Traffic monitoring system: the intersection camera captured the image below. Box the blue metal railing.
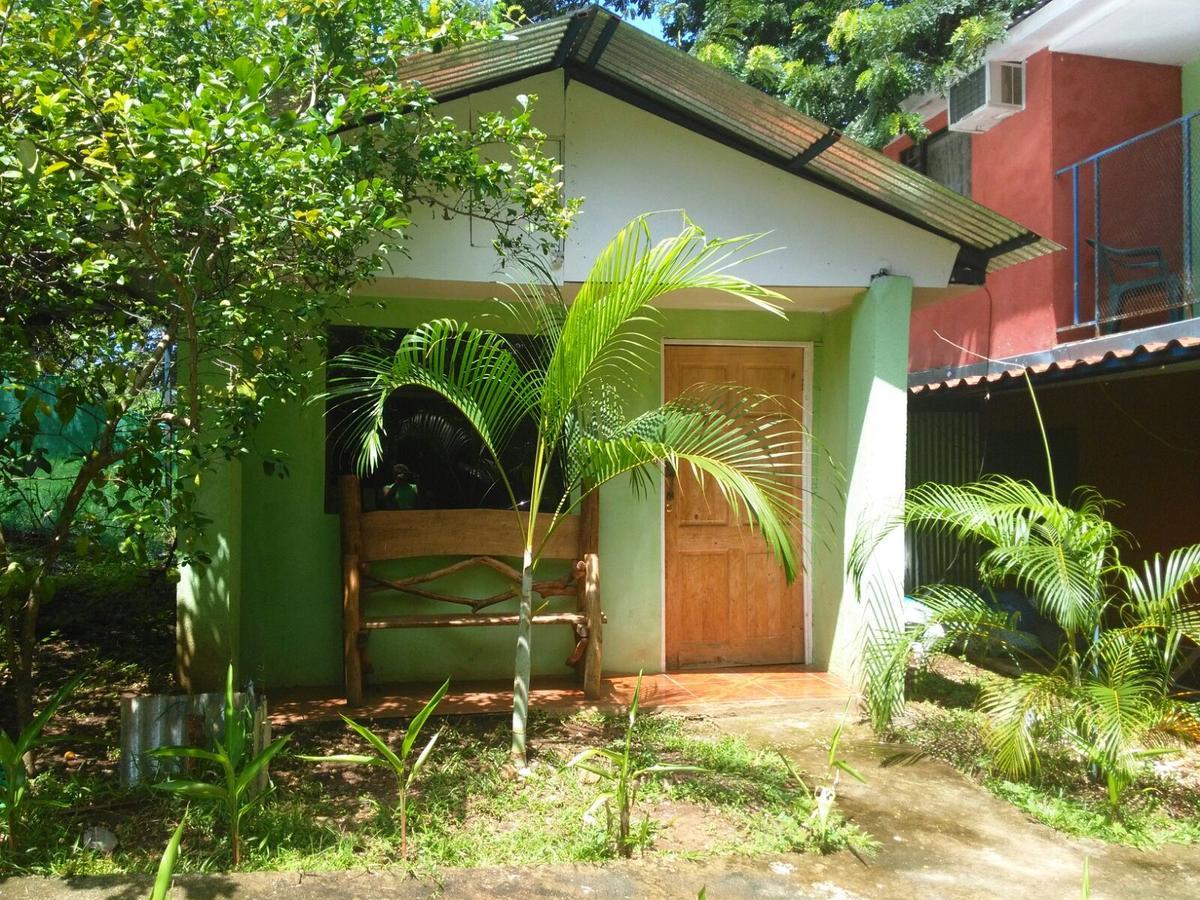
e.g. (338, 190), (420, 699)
(1056, 110), (1200, 334)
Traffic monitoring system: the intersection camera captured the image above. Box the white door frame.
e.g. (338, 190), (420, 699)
(659, 339), (816, 669)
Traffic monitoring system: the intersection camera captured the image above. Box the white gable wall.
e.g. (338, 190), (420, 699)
(379, 73), (960, 306)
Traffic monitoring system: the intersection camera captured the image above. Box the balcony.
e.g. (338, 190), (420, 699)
(1057, 110), (1200, 335)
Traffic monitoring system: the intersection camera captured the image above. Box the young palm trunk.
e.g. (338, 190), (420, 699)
(399, 786), (408, 858)
(511, 548), (534, 765)
(231, 808), (241, 868)
(618, 796), (632, 858)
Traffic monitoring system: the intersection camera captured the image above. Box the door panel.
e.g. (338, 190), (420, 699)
(664, 344), (805, 669)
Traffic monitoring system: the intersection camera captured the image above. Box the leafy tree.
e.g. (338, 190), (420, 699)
(0, 0), (576, 739)
(655, 0), (1036, 147)
(332, 214), (805, 766)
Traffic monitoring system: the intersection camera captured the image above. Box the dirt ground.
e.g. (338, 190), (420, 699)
(5, 696), (1199, 899)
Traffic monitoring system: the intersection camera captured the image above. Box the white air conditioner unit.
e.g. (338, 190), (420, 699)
(947, 61), (1025, 133)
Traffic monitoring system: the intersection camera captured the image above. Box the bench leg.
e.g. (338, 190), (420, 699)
(581, 553), (602, 699)
(344, 554), (363, 707)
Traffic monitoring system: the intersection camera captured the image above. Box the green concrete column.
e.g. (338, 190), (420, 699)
(814, 275), (912, 680)
(176, 456), (243, 692)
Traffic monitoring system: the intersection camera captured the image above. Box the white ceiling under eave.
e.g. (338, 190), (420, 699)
(992, 0), (1200, 67)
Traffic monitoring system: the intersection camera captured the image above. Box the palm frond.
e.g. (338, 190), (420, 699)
(978, 541), (1102, 635)
(1147, 700), (1200, 745)
(1124, 544), (1200, 642)
(541, 213), (788, 442)
(909, 583), (1042, 661)
(980, 672), (1070, 778)
(1078, 664), (1164, 780)
(568, 383), (804, 580)
(860, 623), (920, 731)
(324, 320), (538, 499)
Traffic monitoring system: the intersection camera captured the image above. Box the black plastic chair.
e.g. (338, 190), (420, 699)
(1086, 239), (1186, 333)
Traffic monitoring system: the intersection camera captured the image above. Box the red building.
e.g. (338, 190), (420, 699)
(888, 0), (1200, 576)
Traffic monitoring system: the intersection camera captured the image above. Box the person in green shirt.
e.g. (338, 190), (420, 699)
(382, 462), (419, 509)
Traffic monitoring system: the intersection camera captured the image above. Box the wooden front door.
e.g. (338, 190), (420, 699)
(664, 344), (806, 669)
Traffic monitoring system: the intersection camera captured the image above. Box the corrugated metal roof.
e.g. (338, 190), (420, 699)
(910, 335), (1200, 394)
(394, 7), (1059, 285)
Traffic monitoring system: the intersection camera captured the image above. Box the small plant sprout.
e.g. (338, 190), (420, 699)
(779, 699), (866, 852)
(301, 678), (449, 858)
(565, 672), (704, 858)
(0, 672), (83, 855)
(149, 811), (187, 900)
(149, 665), (290, 867)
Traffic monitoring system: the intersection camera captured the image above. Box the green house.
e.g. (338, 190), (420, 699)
(176, 8), (1054, 698)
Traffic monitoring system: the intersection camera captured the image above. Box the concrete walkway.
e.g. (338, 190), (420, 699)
(5, 697), (1197, 899)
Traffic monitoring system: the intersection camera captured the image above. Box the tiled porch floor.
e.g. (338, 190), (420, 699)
(269, 665), (850, 725)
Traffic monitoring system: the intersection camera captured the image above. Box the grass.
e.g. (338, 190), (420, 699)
(890, 654), (1200, 850)
(2, 702), (874, 876)
(1, 550), (865, 877)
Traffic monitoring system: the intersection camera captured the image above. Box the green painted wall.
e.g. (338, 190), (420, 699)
(181, 281), (914, 690)
(177, 454), (242, 691)
(820, 276), (912, 679)
(1184, 57), (1200, 114)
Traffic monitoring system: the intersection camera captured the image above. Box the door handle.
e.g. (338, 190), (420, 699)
(664, 463), (675, 513)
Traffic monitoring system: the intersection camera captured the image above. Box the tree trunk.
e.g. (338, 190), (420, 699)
(5, 334), (169, 758)
(10, 454), (104, 772)
(510, 548), (534, 766)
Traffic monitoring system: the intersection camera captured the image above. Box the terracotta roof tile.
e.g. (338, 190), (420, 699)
(910, 336), (1200, 394)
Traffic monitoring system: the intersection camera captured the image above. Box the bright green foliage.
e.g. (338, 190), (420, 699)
(0, 0), (575, 735)
(862, 474), (1200, 808)
(565, 673), (704, 857)
(330, 213), (806, 766)
(300, 677), (449, 858)
(664, 1), (1037, 147)
(149, 812), (186, 900)
(0, 673), (82, 854)
(149, 666), (290, 867)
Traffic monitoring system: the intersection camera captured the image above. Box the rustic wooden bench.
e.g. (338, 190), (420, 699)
(339, 474), (602, 706)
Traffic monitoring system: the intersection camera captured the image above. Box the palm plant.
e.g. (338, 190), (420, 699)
(862, 473), (1200, 806)
(300, 678), (448, 858)
(565, 672), (704, 857)
(0, 672), (82, 854)
(149, 666), (290, 867)
(331, 214), (805, 766)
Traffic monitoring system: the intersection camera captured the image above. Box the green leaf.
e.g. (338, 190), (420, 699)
(151, 781), (227, 802)
(223, 664), (246, 767)
(235, 735), (291, 795)
(296, 753), (384, 766)
(341, 716), (403, 774)
(0, 730), (20, 769)
(17, 673), (84, 755)
(832, 759), (866, 784)
(401, 678), (449, 761)
(151, 813), (187, 900)
(148, 746), (225, 765)
(565, 747), (622, 770)
(406, 728), (442, 784)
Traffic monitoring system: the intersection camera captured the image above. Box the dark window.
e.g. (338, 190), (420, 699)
(901, 128), (972, 198)
(323, 326), (561, 513)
